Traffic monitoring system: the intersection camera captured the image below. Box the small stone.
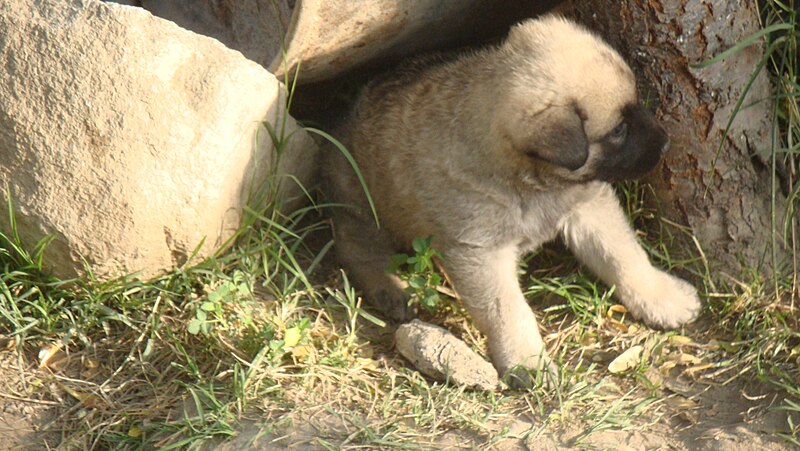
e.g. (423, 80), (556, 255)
(395, 319), (499, 391)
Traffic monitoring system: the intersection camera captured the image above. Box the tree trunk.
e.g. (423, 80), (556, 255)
(570, 0), (791, 274)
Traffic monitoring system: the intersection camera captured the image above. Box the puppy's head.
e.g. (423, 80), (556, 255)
(492, 16), (668, 183)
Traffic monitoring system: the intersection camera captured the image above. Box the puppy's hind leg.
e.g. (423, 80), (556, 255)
(561, 183), (701, 329)
(331, 210), (413, 322)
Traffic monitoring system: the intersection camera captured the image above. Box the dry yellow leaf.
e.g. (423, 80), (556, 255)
(290, 344), (314, 360)
(668, 335), (693, 346)
(356, 357), (379, 371)
(607, 304), (628, 315)
(705, 340), (722, 350)
(284, 327), (302, 348)
(0, 335), (14, 351)
(608, 345), (643, 374)
(60, 384), (105, 409)
(685, 363), (714, 374)
(669, 353), (701, 365)
(608, 319), (628, 333)
(38, 343), (65, 369)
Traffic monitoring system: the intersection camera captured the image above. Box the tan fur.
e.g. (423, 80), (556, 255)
(323, 15), (701, 383)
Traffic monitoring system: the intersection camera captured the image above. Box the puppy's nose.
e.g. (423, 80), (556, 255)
(660, 137), (670, 154)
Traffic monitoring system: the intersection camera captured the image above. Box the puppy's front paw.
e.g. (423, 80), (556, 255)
(622, 272), (701, 329)
(502, 358), (559, 389)
(494, 345), (557, 389)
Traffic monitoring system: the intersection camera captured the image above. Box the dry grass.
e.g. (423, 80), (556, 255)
(2, 2), (800, 448)
(0, 188), (798, 449)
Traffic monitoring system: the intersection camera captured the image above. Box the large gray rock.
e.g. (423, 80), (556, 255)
(139, 0), (561, 84)
(270, 0), (561, 83)
(139, 0), (293, 80)
(0, 0), (317, 280)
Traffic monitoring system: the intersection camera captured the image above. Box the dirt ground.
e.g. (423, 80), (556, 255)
(203, 382), (793, 450)
(0, 353), (61, 450)
(2, 347), (794, 451)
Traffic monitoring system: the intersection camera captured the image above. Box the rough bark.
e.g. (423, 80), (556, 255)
(571, 0), (788, 274)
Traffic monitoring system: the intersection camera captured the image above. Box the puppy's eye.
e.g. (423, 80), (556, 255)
(609, 122), (628, 141)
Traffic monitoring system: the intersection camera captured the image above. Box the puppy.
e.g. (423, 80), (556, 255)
(323, 15), (701, 382)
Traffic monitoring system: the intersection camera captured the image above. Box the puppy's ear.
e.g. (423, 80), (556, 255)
(527, 105), (588, 171)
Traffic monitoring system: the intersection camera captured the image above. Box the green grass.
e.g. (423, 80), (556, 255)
(1, 2), (799, 449)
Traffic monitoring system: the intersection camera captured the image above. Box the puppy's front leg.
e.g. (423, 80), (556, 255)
(561, 183), (701, 329)
(443, 244), (553, 382)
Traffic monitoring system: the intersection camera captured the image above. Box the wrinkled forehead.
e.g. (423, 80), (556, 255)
(507, 17), (640, 133)
(536, 22), (638, 131)
(574, 52), (637, 134)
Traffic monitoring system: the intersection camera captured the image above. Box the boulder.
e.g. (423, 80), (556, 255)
(138, 0), (561, 84)
(139, 0), (293, 80)
(0, 0), (317, 280)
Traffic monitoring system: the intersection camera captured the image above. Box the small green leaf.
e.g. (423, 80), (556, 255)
(391, 254), (409, 265)
(421, 291), (439, 310)
(200, 301), (216, 312)
(296, 318), (311, 330)
(269, 340), (285, 353)
(412, 237), (428, 253)
(187, 319), (202, 335)
(142, 339), (153, 359)
(408, 275), (426, 289)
